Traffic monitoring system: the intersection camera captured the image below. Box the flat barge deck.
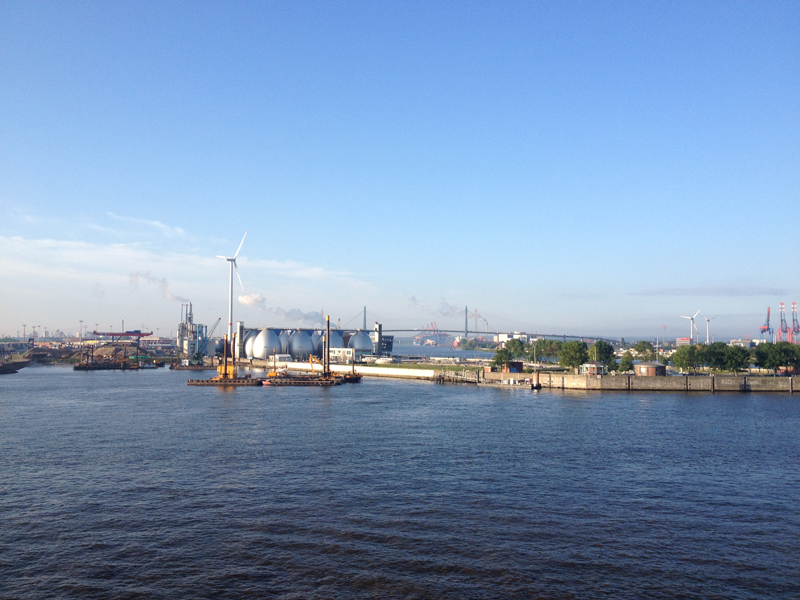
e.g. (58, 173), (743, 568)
(187, 377), (262, 386)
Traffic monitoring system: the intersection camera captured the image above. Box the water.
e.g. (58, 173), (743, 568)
(392, 343), (492, 359)
(1, 365), (799, 599)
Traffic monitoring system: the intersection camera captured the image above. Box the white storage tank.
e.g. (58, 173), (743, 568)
(244, 330), (258, 359)
(311, 331), (322, 357)
(253, 329), (282, 360)
(348, 330), (373, 352)
(279, 330), (291, 354)
(328, 330), (344, 349)
(288, 330), (315, 360)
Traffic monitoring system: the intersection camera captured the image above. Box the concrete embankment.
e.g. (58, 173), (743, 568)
(245, 359), (798, 391)
(249, 360), (435, 380)
(487, 371), (798, 393)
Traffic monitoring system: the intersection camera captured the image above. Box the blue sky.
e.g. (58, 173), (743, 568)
(1, 1), (798, 340)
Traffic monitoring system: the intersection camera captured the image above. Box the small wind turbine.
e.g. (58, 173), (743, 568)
(679, 309), (701, 344)
(216, 231), (247, 342)
(704, 316), (717, 345)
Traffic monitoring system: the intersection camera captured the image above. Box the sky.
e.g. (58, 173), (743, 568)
(1, 1), (798, 341)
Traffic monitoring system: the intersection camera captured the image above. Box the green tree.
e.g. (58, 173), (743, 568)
(769, 342), (800, 373)
(559, 341), (589, 372)
(590, 340), (616, 371)
(619, 351), (635, 373)
(724, 345), (751, 375)
(672, 345), (702, 374)
(634, 341), (655, 361)
(752, 342), (800, 373)
(531, 339), (562, 363)
(752, 343), (772, 371)
(504, 338), (526, 358)
(704, 342), (728, 371)
(491, 348), (514, 368)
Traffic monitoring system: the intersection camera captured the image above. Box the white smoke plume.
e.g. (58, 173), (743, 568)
(238, 293), (266, 308)
(435, 302), (462, 317)
(129, 271), (187, 302)
(266, 307), (324, 325)
(237, 294), (323, 325)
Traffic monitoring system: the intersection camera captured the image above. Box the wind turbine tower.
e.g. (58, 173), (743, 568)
(704, 316), (716, 345)
(679, 309), (701, 344)
(216, 231), (247, 342)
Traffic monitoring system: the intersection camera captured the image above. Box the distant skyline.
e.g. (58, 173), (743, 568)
(1, 1), (798, 340)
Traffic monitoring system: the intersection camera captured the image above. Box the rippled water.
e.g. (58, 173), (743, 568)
(1, 365), (799, 599)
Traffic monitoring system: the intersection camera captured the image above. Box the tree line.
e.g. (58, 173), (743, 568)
(490, 338), (800, 375)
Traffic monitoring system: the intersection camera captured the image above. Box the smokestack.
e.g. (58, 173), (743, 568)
(465, 306), (468, 339)
(363, 306), (366, 330)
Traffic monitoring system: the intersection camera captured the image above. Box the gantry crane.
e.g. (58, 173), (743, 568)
(778, 303), (790, 342)
(760, 306), (773, 342)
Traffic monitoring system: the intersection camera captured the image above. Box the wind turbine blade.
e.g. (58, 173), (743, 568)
(679, 316), (690, 319)
(234, 260), (244, 293)
(215, 255), (228, 259)
(233, 230), (248, 259)
(693, 309), (701, 318)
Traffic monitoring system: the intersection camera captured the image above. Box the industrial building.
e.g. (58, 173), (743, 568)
(231, 320), (393, 363)
(176, 303), (211, 357)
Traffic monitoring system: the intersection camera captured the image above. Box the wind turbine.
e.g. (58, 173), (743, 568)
(216, 231), (247, 342)
(679, 309), (701, 344)
(704, 316), (717, 345)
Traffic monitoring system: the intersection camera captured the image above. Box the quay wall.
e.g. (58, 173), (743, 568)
(534, 373), (796, 393)
(249, 359), (435, 380)
(245, 359), (796, 390)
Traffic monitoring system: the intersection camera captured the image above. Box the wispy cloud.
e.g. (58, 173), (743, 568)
(631, 286), (787, 297)
(107, 212), (186, 237)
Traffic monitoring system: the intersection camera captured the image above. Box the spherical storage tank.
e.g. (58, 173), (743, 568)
(252, 329), (281, 360)
(279, 330), (291, 354)
(328, 330), (344, 349)
(311, 331), (322, 357)
(348, 330), (373, 352)
(288, 330), (315, 360)
(244, 330), (259, 359)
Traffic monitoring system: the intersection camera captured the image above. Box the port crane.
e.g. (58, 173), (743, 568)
(778, 303), (791, 342)
(760, 307), (773, 342)
(792, 303), (799, 344)
(413, 322), (451, 345)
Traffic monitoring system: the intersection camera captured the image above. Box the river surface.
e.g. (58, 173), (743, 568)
(1, 365), (798, 599)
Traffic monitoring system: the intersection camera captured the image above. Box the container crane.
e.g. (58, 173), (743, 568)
(760, 307), (773, 342)
(792, 302), (799, 344)
(778, 303), (790, 342)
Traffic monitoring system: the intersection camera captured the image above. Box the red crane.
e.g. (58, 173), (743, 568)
(760, 307), (773, 342)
